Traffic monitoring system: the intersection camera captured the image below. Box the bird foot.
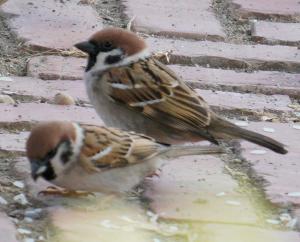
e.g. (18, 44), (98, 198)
(146, 168), (162, 178)
(38, 186), (94, 197)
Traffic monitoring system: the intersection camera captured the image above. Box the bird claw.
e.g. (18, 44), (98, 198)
(146, 168), (162, 178)
(38, 186), (94, 197)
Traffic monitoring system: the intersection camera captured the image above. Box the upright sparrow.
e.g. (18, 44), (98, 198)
(75, 27), (287, 154)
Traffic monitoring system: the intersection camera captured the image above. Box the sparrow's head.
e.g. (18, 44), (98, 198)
(26, 121), (82, 182)
(75, 27), (149, 72)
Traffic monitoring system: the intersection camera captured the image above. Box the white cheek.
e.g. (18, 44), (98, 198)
(87, 48), (151, 75)
(50, 146), (67, 176)
(91, 49), (123, 73)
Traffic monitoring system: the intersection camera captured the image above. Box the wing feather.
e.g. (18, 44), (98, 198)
(102, 58), (211, 132)
(79, 125), (162, 172)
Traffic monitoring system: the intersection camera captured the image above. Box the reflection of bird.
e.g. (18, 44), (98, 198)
(75, 27), (287, 154)
(26, 121), (223, 194)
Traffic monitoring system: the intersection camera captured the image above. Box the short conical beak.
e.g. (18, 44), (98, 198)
(74, 41), (95, 54)
(30, 161), (46, 181)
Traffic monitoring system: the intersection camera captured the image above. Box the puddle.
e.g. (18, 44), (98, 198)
(39, 156), (297, 242)
(48, 193), (297, 242)
(49, 195), (188, 242)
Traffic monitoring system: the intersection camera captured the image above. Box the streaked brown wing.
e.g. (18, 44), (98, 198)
(79, 125), (162, 171)
(102, 58), (211, 133)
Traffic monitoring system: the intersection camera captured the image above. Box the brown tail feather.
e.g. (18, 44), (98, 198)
(210, 117), (288, 154)
(159, 145), (224, 159)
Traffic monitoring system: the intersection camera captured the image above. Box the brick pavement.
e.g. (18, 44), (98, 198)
(0, 76), (292, 115)
(0, 0), (300, 241)
(27, 56), (300, 97)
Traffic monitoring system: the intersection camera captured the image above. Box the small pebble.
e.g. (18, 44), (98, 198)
(292, 125), (300, 130)
(53, 92), (75, 105)
(11, 218), (19, 224)
(166, 225), (178, 232)
(0, 196), (8, 205)
(250, 149), (267, 155)
(225, 200), (241, 206)
(24, 238), (35, 242)
(0, 76), (13, 82)
(234, 121), (249, 127)
(266, 219), (280, 225)
(2, 90), (15, 95)
(0, 95), (15, 104)
(38, 236), (45, 241)
(263, 127), (275, 133)
(279, 213), (292, 222)
(120, 215), (135, 223)
(24, 217), (33, 223)
(215, 192), (226, 197)
(287, 192), (300, 197)
(25, 208), (43, 219)
(286, 218), (298, 229)
(13, 180), (25, 189)
(13, 193), (29, 205)
(100, 220), (119, 229)
(17, 228), (32, 235)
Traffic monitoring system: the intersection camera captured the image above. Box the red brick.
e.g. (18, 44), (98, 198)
(0, 103), (101, 126)
(0, 213), (18, 242)
(147, 37), (300, 73)
(0, 76), (88, 102)
(27, 56), (85, 80)
(1, 76), (292, 115)
(196, 89), (292, 114)
(1, 0), (102, 50)
(252, 21), (300, 45)
(145, 155), (258, 224)
(230, 0), (300, 20)
(123, 0), (225, 41)
(25, 55), (300, 98)
(170, 65), (300, 98)
(240, 122), (300, 206)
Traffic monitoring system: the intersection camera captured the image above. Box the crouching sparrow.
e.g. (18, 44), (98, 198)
(75, 27), (287, 154)
(26, 121), (223, 194)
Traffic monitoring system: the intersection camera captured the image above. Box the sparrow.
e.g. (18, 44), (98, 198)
(26, 121), (223, 194)
(74, 27), (288, 155)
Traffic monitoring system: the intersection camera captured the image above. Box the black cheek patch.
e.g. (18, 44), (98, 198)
(105, 55), (123, 65)
(42, 163), (56, 181)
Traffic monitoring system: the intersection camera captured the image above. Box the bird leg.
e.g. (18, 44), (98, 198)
(38, 186), (94, 197)
(146, 168), (162, 178)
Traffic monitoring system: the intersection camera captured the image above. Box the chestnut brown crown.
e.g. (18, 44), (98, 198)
(74, 28), (148, 71)
(89, 27), (147, 56)
(26, 121), (76, 161)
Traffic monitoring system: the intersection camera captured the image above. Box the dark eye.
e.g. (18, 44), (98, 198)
(101, 41), (114, 51)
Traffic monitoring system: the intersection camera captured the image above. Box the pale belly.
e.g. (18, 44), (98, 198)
(51, 159), (160, 193)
